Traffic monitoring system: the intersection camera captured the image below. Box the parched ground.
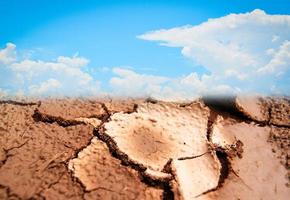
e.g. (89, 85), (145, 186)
(0, 96), (289, 200)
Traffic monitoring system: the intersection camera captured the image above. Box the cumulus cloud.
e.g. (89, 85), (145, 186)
(110, 67), (169, 97)
(0, 43), (16, 65)
(110, 68), (238, 101)
(139, 9), (290, 94)
(0, 88), (7, 98)
(258, 40), (290, 75)
(29, 79), (62, 96)
(1, 9), (289, 99)
(0, 43), (101, 97)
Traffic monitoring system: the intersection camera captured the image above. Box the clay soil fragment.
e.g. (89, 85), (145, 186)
(102, 101), (210, 178)
(0, 97), (289, 200)
(38, 98), (106, 120)
(0, 103), (93, 199)
(69, 138), (163, 199)
(269, 97), (290, 126)
(103, 98), (141, 114)
(268, 126), (290, 175)
(235, 96), (290, 126)
(171, 153), (221, 200)
(235, 95), (270, 122)
(203, 117), (289, 200)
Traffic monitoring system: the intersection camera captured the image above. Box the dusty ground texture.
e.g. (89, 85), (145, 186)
(0, 96), (289, 200)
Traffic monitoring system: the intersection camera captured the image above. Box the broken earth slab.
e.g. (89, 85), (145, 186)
(68, 138), (163, 199)
(269, 97), (290, 126)
(268, 126), (290, 176)
(103, 98), (142, 114)
(235, 95), (270, 122)
(235, 96), (290, 126)
(142, 168), (173, 182)
(210, 116), (244, 158)
(201, 117), (289, 200)
(38, 98), (106, 120)
(210, 116), (237, 148)
(171, 153), (221, 200)
(0, 104), (94, 199)
(101, 101), (210, 180)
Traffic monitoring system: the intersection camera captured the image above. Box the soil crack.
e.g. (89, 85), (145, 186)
(0, 100), (41, 106)
(177, 152), (209, 161)
(32, 108), (86, 127)
(1, 140), (29, 169)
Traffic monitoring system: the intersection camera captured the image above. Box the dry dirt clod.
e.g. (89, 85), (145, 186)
(0, 99), (40, 106)
(268, 126), (290, 172)
(235, 95), (270, 123)
(68, 137), (163, 199)
(101, 101), (210, 179)
(201, 117), (289, 200)
(0, 97), (289, 200)
(269, 97), (290, 127)
(103, 98), (141, 114)
(171, 153), (221, 200)
(235, 96), (290, 127)
(0, 103), (94, 199)
(37, 98), (106, 120)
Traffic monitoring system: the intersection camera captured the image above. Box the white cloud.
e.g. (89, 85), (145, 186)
(258, 40), (290, 75)
(1, 9), (289, 99)
(0, 88), (7, 99)
(57, 56), (89, 68)
(110, 67), (169, 97)
(110, 68), (238, 101)
(29, 79), (61, 96)
(0, 43), (16, 65)
(0, 43), (102, 97)
(139, 9), (290, 94)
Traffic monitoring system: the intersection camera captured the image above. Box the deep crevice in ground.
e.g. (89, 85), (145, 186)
(32, 108), (86, 127)
(203, 97), (254, 123)
(203, 97), (289, 128)
(0, 100), (41, 106)
(177, 152), (209, 161)
(216, 150), (231, 187)
(206, 108), (218, 142)
(29, 108), (98, 199)
(196, 103), (244, 197)
(0, 184), (21, 200)
(195, 150), (231, 198)
(0, 140), (29, 169)
(3, 98), (286, 199)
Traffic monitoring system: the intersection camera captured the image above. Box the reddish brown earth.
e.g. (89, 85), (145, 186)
(0, 96), (289, 200)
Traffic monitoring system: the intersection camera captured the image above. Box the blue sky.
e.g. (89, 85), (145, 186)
(0, 0), (290, 99)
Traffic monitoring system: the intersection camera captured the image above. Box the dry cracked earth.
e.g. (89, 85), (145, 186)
(0, 96), (289, 200)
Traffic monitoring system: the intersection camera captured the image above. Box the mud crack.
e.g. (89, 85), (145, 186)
(0, 140), (29, 169)
(32, 108), (87, 127)
(203, 96), (290, 128)
(0, 184), (21, 199)
(177, 152), (209, 161)
(194, 150), (231, 198)
(0, 100), (40, 106)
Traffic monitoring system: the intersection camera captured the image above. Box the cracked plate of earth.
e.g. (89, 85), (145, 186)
(0, 96), (289, 200)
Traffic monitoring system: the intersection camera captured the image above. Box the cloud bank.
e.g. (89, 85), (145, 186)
(0, 9), (289, 99)
(0, 43), (101, 97)
(138, 9), (290, 95)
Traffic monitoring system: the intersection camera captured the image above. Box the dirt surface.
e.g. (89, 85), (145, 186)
(0, 96), (289, 200)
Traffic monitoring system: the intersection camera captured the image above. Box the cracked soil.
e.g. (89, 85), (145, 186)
(0, 96), (289, 200)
